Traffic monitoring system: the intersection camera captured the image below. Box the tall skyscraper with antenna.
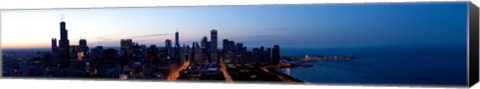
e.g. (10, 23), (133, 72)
(59, 18), (71, 68)
(175, 30), (180, 47)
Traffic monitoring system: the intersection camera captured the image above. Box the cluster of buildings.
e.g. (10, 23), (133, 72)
(4, 20), (282, 81)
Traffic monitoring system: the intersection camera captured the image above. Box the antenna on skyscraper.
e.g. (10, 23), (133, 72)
(61, 14), (65, 21)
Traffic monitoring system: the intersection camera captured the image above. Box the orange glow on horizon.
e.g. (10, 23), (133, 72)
(2, 43), (50, 49)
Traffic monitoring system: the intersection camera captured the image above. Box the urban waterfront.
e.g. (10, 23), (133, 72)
(2, 42), (468, 85)
(1, 2), (470, 86)
(2, 20), (295, 82)
(280, 46), (467, 85)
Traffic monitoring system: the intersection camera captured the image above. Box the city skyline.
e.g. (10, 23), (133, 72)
(1, 2), (472, 85)
(1, 2), (468, 49)
(3, 19), (285, 81)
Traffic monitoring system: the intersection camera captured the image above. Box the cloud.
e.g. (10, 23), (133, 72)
(89, 40), (118, 47)
(262, 27), (297, 31)
(245, 35), (276, 39)
(96, 35), (113, 40)
(131, 33), (169, 38)
(90, 35), (117, 46)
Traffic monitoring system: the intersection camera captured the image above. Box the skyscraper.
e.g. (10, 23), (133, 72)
(192, 42), (204, 64)
(210, 29), (218, 63)
(201, 36), (208, 50)
(147, 45), (159, 64)
(260, 46), (265, 64)
(121, 39), (133, 57)
(252, 48), (260, 63)
(223, 39), (229, 51)
(222, 39), (235, 52)
(222, 39), (235, 64)
(51, 38), (59, 67)
(236, 43), (244, 63)
(79, 39), (87, 46)
(91, 46), (104, 61)
(272, 45), (280, 65)
(165, 39), (173, 57)
(175, 31), (180, 47)
(201, 36), (209, 61)
(51, 38), (57, 52)
(70, 45), (81, 60)
(166, 39), (172, 49)
(59, 21), (70, 68)
(79, 39), (89, 54)
(78, 39), (89, 60)
(266, 48), (272, 63)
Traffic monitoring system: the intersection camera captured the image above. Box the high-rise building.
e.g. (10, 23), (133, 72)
(51, 38), (59, 67)
(165, 39), (172, 54)
(121, 39), (133, 57)
(175, 31), (180, 47)
(236, 43), (243, 53)
(140, 45), (147, 62)
(91, 46), (104, 61)
(192, 42), (205, 64)
(172, 45), (185, 66)
(165, 39), (172, 49)
(210, 29), (218, 63)
(252, 48), (260, 63)
(243, 47), (248, 63)
(79, 39), (87, 46)
(222, 39), (235, 52)
(201, 36), (208, 50)
(102, 48), (118, 68)
(235, 43), (244, 63)
(245, 51), (253, 64)
(132, 43), (146, 62)
(260, 46), (265, 64)
(147, 45), (159, 64)
(159, 47), (169, 61)
(223, 39), (228, 51)
(272, 45), (280, 65)
(59, 21), (71, 68)
(205, 41), (211, 61)
(223, 39), (235, 63)
(69, 45), (81, 60)
(79, 39), (89, 56)
(266, 48), (272, 63)
(52, 38), (57, 52)
(201, 36), (209, 61)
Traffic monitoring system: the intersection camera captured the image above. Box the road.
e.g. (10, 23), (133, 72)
(166, 60), (190, 81)
(219, 58), (233, 82)
(260, 66), (297, 83)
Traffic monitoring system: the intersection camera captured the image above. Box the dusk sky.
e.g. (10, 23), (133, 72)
(1, 2), (468, 49)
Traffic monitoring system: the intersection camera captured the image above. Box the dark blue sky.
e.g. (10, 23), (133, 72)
(2, 2), (469, 48)
(240, 2), (468, 48)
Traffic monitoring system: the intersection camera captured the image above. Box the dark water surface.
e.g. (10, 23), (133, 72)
(280, 45), (467, 86)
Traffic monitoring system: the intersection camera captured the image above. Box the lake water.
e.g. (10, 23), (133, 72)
(280, 44), (467, 86)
